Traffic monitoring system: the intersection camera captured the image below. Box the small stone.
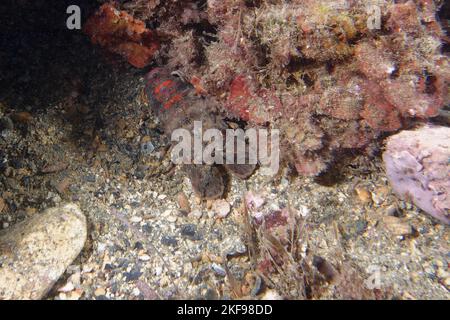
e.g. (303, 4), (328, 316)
(190, 209), (203, 219)
(132, 287), (141, 296)
(134, 242), (144, 250)
(211, 263), (226, 277)
(0, 203), (87, 300)
(140, 137), (155, 155)
(245, 192), (265, 210)
(12, 112), (32, 124)
(124, 267), (143, 282)
(130, 216), (142, 223)
(83, 175), (96, 183)
(180, 224), (201, 240)
(212, 199), (231, 218)
(226, 240), (247, 257)
(355, 186), (372, 204)
(161, 235), (178, 247)
(0, 197), (5, 213)
(97, 242), (107, 253)
(251, 276), (264, 297)
(177, 192), (191, 214)
(142, 224), (152, 234)
(383, 216), (413, 236)
(298, 205), (309, 217)
(67, 289), (83, 300)
(82, 264), (94, 273)
(435, 260), (444, 268)
(444, 277), (450, 288)
(94, 287), (106, 296)
(139, 254), (151, 262)
(167, 215), (177, 223)
(58, 282), (75, 293)
(371, 186), (390, 206)
(261, 289), (282, 300)
(25, 207), (37, 216)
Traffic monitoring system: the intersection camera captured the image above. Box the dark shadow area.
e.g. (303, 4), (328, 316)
(0, 0), (150, 144)
(0, 0), (98, 110)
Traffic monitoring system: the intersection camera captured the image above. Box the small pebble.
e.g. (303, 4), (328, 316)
(94, 287), (106, 296)
(211, 263), (226, 277)
(261, 289), (282, 300)
(58, 282), (75, 293)
(355, 186), (372, 204)
(138, 254), (151, 262)
(383, 216), (413, 236)
(190, 209), (203, 220)
(177, 192), (191, 214)
(212, 199), (231, 218)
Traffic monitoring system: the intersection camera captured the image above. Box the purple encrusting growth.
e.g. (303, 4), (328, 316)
(383, 125), (450, 224)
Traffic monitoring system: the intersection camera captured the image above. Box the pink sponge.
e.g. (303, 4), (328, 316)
(383, 125), (450, 225)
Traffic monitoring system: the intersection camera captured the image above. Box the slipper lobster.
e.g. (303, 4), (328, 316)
(144, 68), (256, 199)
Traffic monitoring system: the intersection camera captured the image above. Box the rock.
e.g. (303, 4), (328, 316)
(211, 263), (226, 277)
(298, 205), (309, 217)
(135, 280), (159, 300)
(444, 277), (450, 289)
(11, 112), (32, 124)
(212, 199), (231, 218)
(383, 125), (450, 224)
(124, 266), (143, 282)
(140, 136), (155, 155)
(177, 192), (191, 214)
(261, 289), (282, 300)
(0, 116), (14, 133)
(190, 209), (203, 220)
(161, 235), (178, 247)
(180, 224), (199, 240)
(94, 287), (106, 296)
(313, 256), (338, 283)
(251, 276), (264, 297)
(58, 282), (75, 293)
(0, 197), (5, 213)
(382, 216), (413, 236)
(245, 191), (265, 211)
(0, 203), (87, 300)
(355, 186), (372, 204)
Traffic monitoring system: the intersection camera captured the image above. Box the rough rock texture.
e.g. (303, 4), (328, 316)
(86, 0), (450, 177)
(383, 125), (450, 224)
(0, 203), (87, 299)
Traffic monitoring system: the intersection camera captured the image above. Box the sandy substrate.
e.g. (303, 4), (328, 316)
(0, 60), (448, 299)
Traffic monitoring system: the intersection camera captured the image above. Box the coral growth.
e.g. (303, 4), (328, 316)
(383, 125), (450, 224)
(83, 3), (159, 68)
(86, 0), (449, 176)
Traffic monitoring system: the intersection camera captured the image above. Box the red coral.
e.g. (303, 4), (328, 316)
(381, 77), (440, 118)
(355, 42), (396, 81)
(360, 80), (402, 132)
(386, 1), (422, 34)
(227, 75), (281, 124)
(83, 3), (159, 68)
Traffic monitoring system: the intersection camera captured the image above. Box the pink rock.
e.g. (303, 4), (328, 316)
(383, 125), (450, 224)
